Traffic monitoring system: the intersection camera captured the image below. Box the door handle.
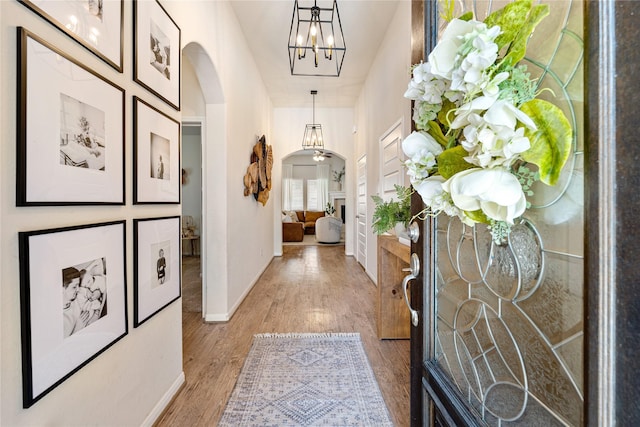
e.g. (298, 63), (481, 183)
(401, 253), (420, 327)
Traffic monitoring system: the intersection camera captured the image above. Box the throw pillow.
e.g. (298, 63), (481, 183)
(284, 210), (298, 223)
(282, 213), (292, 223)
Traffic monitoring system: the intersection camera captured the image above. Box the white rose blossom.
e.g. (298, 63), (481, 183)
(442, 168), (527, 224)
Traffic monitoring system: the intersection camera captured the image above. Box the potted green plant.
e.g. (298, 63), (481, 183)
(325, 202), (336, 216)
(332, 166), (345, 191)
(371, 185), (412, 235)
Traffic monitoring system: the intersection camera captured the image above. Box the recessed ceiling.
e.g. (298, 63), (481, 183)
(229, 0), (402, 109)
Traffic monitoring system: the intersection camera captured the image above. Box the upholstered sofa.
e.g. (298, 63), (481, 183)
(282, 210), (326, 242)
(282, 221), (304, 242)
(297, 210), (325, 235)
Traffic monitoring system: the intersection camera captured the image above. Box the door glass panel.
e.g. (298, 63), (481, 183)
(430, 1), (584, 425)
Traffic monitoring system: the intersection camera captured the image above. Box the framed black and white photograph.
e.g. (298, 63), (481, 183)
(133, 96), (180, 204)
(133, 216), (181, 327)
(134, 0), (181, 110)
(17, 27), (125, 206)
(19, 221), (127, 408)
(18, 0), (124, 72)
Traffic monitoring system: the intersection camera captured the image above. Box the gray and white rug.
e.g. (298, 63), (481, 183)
(219, 333), (393, 426)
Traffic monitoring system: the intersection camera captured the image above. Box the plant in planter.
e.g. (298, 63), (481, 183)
(325, 202), (336, 216)
(333, 166), (345, 190)
(371, 185), (412, 235)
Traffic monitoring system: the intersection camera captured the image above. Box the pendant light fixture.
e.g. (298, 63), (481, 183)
(288, 0), (346, 77)
(302, 90), (324, 150)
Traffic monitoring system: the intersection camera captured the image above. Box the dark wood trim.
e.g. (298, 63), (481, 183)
(423, 362), (484, 427)
(409, 1), (440, 426)
(409, 1), (425, 425)
(586, 1), (640, 425)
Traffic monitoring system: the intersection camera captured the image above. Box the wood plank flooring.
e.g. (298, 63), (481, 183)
(155, 245), (410, 426)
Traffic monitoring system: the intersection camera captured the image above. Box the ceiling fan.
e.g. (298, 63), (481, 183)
(313, 150), (332, 161)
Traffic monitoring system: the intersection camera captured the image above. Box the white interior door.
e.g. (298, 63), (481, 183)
(356, 155), (367, 268)
(379, 120), (405, 202)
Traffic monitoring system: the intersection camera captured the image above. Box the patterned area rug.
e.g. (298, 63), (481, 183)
(219, 333), (393, 426)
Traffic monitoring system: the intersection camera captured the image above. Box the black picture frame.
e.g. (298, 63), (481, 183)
(133, 0), (181, 110)
(133, 216), (181, 327)
(133, 96), (181, 204)
(18, 0), (124, 72)
(17, 27), (125, 206)
(19, 221), (128, 408)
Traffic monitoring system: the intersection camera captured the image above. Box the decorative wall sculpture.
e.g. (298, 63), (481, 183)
(243, 135), (273, 206)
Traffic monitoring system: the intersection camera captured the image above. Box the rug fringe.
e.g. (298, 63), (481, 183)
(254, 332), (361, 339)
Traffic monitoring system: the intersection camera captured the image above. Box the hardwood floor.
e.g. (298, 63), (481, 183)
(155, 245), (410, 426)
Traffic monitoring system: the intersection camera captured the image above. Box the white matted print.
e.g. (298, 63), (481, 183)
(18, 0), (124, 71)
(133, 97), (180, 203)
(134, 0), (180, 110)
(17, 28), (125, 206)
(134, 216), (181, 327)
(19, 221), (127, 408)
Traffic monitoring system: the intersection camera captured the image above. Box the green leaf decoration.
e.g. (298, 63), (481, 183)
(484, 0), (532, 51)
(426, 121), (449, 147)
(438, 0), (455, 22)
(437, 99), (456, 129)
(465, 209), (490, 224)
(458, 11), (473, 22)
(437, 145), (476, 179)
(520, 99), (572, 186)
(501, 4), (549, 67)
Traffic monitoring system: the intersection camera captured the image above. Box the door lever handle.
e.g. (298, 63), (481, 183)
(402, 253), (420, 327)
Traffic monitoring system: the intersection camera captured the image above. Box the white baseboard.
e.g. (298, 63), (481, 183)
(141, 371), (185, 427)
(203, 256), (273, 323)
(204, 312), (229, 322)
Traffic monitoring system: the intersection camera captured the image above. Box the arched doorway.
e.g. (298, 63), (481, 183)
(279, 149), (351, 251)
(181, 42), (226, 320)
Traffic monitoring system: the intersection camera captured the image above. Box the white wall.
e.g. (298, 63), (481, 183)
(354, 1), (412, 283)
(163, 1), (273, 321)
(1, 0), (273, 425)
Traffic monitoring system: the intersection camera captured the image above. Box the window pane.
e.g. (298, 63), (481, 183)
(291, 179), (303, 211)
(307, 179), (318, 211)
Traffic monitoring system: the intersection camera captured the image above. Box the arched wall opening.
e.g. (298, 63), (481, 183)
(182, 42), (227, 320)
(276, 149), (353, 254)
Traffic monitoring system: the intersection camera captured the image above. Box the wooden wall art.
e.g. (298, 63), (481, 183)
(243, 135), (273, 206)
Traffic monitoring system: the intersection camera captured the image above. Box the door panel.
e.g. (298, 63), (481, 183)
(357, 155), (367, 268)
(379, 120), (405, 200)
(412, 1), (584, 425)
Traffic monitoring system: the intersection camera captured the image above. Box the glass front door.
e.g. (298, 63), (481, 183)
(415, 1), (585, 425)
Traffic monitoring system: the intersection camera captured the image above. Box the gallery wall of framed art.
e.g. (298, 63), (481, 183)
(5, 0), (184, 422)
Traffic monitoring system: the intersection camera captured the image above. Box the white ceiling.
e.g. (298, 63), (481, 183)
(229, 0), (402, 109)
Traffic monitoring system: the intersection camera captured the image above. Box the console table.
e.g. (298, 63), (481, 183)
(377, 235), (411, 339)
